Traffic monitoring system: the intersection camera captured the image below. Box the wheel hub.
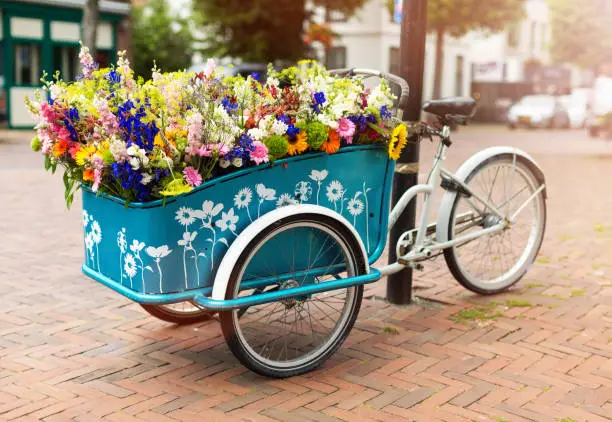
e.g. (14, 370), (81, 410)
(280, 280), (300, 308)
(482, 214), (502, 229)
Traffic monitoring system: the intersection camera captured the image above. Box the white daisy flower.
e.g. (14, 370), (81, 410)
(276, 193), (298, 207)
(216, 208), (239, 232)
(326, 180), (345, 202)
(82, 210), (89, 228)
(175, 207), (195, 227)
(347, 198), (364, 216)
(294, 181), (312, 202)
(124, 253), (137, 278)
(90, 221), (102, 244)
(234, 187), (252, 209)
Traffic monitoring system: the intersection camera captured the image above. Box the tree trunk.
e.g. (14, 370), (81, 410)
(83, 0), (99, 57)
(432, 27), (445, 100)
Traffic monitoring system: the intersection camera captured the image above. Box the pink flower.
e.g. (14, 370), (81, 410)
(186, 112), (203, 154)
(183, 166), (202, 187)
(92, 168), (102, 192)
(337, 118), (356, 144)
(204, 58), (216, 78)
(250, 141), (269, 165)
(78, 46), (96, 78)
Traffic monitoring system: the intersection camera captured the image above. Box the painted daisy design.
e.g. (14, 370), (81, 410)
(124, 253), (137, 278)
(326, 180), (344, 202)
(175, 207), (196, 227)
(276, 193), (299, 207)
(234, 187), (253, 209)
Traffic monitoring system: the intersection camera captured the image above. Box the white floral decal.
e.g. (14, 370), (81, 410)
(326, 180), (345, 212)
(83, 211), (102, 271)
(309, 169), (328, 205)
(256, 183), (276, 218)
(146, 245), (173, 293)
(234, 187), (253, 222)
(294, 181), (312, 203)
(175, 207), (204, 289)
(277, 193), (299, 207)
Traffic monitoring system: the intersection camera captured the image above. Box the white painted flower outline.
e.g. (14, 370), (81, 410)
(234, 187), (253, 222)
(277, 193), (298, 207)
(146, 245), (173, 293)
(256, 183), (276, 218)
(294, 181), (312, 203)
(309, 169), (328, 205)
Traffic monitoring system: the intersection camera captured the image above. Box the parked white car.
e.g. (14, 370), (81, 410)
(586, 76), (612, 137)
(559, 93), (588, 129)
(507, 95), (570, 129)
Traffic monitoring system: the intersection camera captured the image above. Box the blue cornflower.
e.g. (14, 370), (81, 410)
(64, 119), (79, 142)
(380, 105), (392, 119)
(366, 114), (377, 124)
(314, 92), (326, 105)
(226, 133), (255, 162)
(250, 72), (260, 81)
(348, 115), (368, 133)
(221, 97), (238, 113)
(106, 70), (121, 84)
(286, 124), (300, 138)
(68, 107), (79, 121)
(277, 114), (290, 124)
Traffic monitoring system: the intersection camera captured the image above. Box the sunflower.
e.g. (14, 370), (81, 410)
(321, 130), (340, 155)
(287, 131), (308, 156)
(388, 124), (408, 160)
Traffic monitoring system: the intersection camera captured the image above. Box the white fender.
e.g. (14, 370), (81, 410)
(436, 146), (546, 243)
(211, 204), (369, 301)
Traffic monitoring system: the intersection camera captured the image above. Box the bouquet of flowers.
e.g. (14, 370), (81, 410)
(27, 46), (408, 206)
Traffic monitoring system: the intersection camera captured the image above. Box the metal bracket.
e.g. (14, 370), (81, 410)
(395, 162), (419, 174)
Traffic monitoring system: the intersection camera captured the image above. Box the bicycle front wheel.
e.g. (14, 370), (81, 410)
(219, 214), (366, 378)
(444, 155), (547, 294)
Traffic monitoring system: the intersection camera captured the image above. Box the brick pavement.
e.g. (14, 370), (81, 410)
(1, 127), (612, 421)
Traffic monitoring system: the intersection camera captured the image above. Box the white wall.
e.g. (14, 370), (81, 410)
(327, 0), (555, 100)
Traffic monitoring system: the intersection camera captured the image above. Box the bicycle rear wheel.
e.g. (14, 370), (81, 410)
(444, 155), (546, 294)
(219, 214), (366, 378)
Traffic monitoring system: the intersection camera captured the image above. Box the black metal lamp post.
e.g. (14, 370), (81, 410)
(386, 0), (428, 305)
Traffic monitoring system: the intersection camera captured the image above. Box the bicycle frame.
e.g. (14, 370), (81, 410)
(376, 128), (546, 278)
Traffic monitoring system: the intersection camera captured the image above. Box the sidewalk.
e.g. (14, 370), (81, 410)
(1, 127), (611, 421)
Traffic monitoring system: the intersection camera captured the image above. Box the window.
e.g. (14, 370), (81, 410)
(14, 43), (41, 85)
(53, 46), (79, 81)
(325, 46), (346, 70)
(455, 55), (464, 96)
(389, 46), (400, 75)
(529, 21), (537, 52)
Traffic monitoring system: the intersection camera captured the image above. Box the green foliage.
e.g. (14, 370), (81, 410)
(264, 135), (289, 160)
(193, 0), (365, 62)
(132, 0), (196, 78)
(302, 121), (328, 149)
(548, 0), (612, 70)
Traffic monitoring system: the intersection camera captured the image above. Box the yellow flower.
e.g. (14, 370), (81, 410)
(75, 145), (96, 166)
(388, 124), (408, 160)
(287, 131), (309, 156)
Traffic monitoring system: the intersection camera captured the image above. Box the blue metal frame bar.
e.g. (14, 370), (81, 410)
(193, 268), (382, 311)
(82, 264), (212, 305)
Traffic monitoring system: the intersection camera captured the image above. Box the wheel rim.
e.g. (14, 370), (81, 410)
(231, 222), (358, 370)
(451, 160), (545, 290)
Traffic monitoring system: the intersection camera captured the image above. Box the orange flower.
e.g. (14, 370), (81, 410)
(321, 130), (340, 154)
(52, 140), (69, 157)
(245, 117), (256, 129)
(83, 168), (95, 181)
(287, 131), (308, 156)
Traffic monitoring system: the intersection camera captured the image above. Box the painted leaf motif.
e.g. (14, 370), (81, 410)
(218, 238), (229, 247)
(145, 266), (153, 272)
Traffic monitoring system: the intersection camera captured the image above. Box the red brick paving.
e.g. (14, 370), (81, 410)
(1, 127), (612, 421)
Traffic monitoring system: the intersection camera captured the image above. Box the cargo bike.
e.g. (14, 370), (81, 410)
(81, 70), (547, 378)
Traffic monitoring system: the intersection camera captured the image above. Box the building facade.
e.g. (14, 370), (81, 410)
(0, 0), (130, 128)
(319, 0), (554, 101)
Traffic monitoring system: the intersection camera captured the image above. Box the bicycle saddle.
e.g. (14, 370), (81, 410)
(422, 97), (477, 119)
